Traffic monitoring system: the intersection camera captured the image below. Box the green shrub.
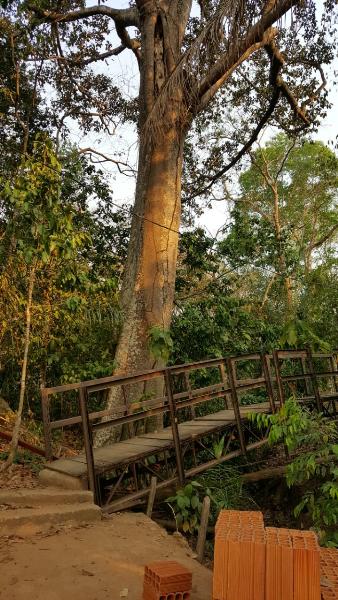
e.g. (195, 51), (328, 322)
(250, 399), (338, 546)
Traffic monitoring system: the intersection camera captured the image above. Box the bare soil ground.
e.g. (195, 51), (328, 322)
(0, 512), (212, 600)
(0, 463), (41, 490)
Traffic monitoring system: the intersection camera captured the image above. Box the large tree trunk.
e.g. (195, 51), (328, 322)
(95, 128), (184, 446)
(116, 130), (183, 375)
(94, 2), (188, 446)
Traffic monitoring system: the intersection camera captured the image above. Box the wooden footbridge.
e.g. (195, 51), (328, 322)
(41, 349), (337, 512)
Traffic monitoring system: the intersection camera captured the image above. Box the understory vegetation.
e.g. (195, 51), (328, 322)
(165, 400), (338, 547)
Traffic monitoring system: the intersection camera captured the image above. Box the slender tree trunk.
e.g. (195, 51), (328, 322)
(95, 128), (184, 446)
(260, 273), (277, 312)
(2, 264), (35, 470)
(271, 182), (293, 313)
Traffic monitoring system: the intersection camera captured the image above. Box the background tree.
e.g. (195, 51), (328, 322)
(172, 135), (337, 365)
(0, 137), (127, 461)
(172, 227), (280, 365)
(0, 136), (84, 468)
(220, 134), (338, 345)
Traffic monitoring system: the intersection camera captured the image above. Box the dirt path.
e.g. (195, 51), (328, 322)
(0, 512), (212, 600)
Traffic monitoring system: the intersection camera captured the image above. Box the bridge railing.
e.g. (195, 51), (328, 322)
(41, 348), (337, 502)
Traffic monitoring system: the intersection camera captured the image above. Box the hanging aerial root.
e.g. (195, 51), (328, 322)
(142, 0), (300, 144)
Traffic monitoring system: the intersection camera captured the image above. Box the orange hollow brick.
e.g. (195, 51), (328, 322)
(320, 547), (338, 600)
(215, 510), (264, 537)
(213, 510), (265, 600)
(321, 590), (337, 600)
(143, 561), (192, 600)
(265, 527), (293, 600)
(213, 528), (229, 600)
(143, 584), (191, 600)
(290, 529), (321, 600)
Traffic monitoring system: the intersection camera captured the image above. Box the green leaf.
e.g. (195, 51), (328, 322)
(191, 495), (199, 509)
(182, 521), (190, 533)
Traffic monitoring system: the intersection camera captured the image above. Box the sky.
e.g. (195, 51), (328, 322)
(70, 0), (338, 236)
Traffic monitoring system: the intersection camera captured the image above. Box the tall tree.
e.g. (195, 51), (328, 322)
(222, 135), (338, 315)
(0, 135), (84, 468)
(1, 0), (336, 443)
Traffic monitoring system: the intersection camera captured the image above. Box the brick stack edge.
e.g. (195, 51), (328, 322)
(290, 530), (321, 600)
(213, 510), (338, 600)
(320, 548), (338, 600)
(143, 561), (192, 600)
(141, 513), (338, 600)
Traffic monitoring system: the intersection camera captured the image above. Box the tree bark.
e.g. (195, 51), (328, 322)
(2, 264), (35, 470)
(95, 128), (184, 446)
(93, 1), (188, 446)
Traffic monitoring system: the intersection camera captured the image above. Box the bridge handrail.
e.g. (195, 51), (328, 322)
(40, 348), (337, 501)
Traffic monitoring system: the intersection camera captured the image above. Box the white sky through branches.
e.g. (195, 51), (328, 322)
(71, 0), (338, 236)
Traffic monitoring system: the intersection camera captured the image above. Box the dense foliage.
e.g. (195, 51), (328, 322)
(172, 135), (337, 366)
(251, 399), (338, 547)
(0, 133), (337, 421)
(0, 137), (126, 418)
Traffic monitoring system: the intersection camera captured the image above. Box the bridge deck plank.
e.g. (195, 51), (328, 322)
(44, 402), (271, 479)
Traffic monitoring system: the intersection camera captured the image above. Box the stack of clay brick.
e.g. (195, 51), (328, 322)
(143, 560), (192, 600)
(212, 509), (338, 600)
(320, 548), (338, 600)
(213, 510), (266, 600)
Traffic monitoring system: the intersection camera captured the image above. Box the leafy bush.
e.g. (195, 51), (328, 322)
(250, 399), (338, 546)
(167, 481), (203, 533)
(166, 465), (253, 533)
(148, 326), (173, 363)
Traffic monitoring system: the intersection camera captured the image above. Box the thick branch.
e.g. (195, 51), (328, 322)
(197, 0), (299, 99)
(174, 0), (193, 46)
(260, 273), (277, 310)
(81, 46), (126, 65)
(31, 45), (126, 66)
(302, 64), (327, 107)
(115, 23), (141, 59)
(265, 41), (310, 125)
(197, 36), (273, 113)
(311, 224), (338, 250)
(28, 4), (140, 28)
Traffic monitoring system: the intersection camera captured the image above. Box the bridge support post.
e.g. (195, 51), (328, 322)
(306, 347), (323, 412)
(225, 358), (247, 457)
(301, 356), (312, 397)
(329, 354), (338, 416)
(219, 362), (230, 409)
(273, 350), (285, 406)
(165, 369), (185, 487)
(41, 387), (53, 461)
(79, 387), (98, 504)
(261, 353), (276, 413)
